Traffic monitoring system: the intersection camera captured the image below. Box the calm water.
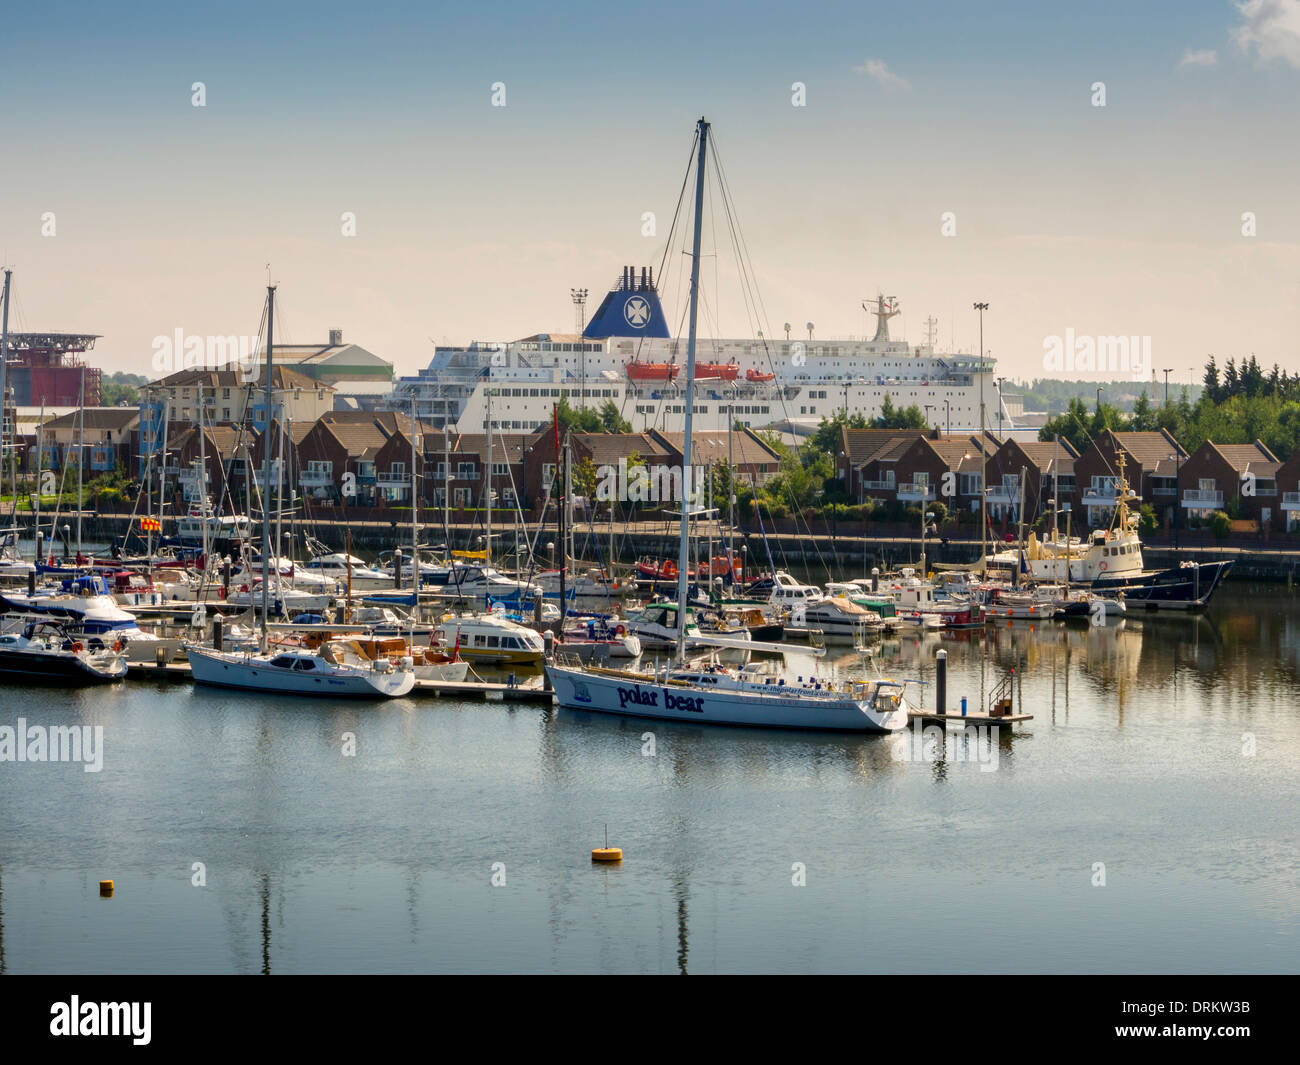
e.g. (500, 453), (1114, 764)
(1, 583), (1297, 974)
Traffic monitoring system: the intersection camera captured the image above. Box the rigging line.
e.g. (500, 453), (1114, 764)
(632, 128), (699, 367)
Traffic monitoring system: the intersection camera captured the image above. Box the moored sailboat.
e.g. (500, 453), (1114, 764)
(545, 118), (908, 733)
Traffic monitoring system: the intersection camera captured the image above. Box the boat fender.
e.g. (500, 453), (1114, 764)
(72, 642), (83, 652)
(615, 624), (626, 636)
(112, 639), (123, 652)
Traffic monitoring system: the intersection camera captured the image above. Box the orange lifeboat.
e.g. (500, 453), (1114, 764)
(695, 359), (740, 381)
(627, 360), (680, 381)
(745, 368), (775, 383)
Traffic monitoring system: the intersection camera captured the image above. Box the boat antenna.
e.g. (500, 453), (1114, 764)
(673, 118), (708, 667)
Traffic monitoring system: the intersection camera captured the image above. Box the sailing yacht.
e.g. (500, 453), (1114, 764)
(545, 119), (909, 733)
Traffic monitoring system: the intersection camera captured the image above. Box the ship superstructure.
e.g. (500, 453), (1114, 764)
(390, 267), (996, 435)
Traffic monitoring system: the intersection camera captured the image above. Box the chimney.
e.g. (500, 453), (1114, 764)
(328, 328), (343, 346)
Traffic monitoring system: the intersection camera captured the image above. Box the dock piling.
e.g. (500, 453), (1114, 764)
(936, 649), (947, 715)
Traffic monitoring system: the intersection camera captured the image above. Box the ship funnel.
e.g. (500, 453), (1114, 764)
(582, 266), (670, 339)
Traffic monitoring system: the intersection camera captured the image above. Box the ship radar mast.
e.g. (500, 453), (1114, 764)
(864, 294), (900, 342)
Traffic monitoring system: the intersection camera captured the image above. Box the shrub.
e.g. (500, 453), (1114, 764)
(1209, 510), (1231, 539)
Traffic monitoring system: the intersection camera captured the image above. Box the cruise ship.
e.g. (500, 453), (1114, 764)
(390, 269), (996, 435)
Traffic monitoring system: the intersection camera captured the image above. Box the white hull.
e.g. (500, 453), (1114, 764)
(546, 663), (907, 732)
(186, 646), (414, 697)
(413, 659), (470, 682)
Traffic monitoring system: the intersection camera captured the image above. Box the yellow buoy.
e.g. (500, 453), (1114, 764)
(99, 879), (114, 897)
(592, 824), (622, 862)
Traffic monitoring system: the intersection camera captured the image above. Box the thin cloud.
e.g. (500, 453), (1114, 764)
(1232, 0), (1300, 68)
(854, 58), (912, 92)
(1178, 47), (1218, 67)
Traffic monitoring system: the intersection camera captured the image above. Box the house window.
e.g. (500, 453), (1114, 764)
(454, 488), (472, 506)
(492, 463), (509, 476)
(1198, 478), (1215, 493)
(457, 462), (475, 478)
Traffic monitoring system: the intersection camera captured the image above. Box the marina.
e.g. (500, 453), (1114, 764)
(0, 581), (1294, 976)
(2, 0), (1297, 1005)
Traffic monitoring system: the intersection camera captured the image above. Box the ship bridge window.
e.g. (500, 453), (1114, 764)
(270, 656), (296, 669)
(293, 659), (317, 671)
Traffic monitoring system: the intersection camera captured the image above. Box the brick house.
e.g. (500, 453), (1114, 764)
(1273, 449), (1300, 532)
(837, 427), (938, 500)
(984, 436), (1079, 526)
(890, 432), (1000, 515)
(522, 430), (675, 517)
(1072, 429), (1186, 528)
(1177, 440), (1279, 526)
(648, 427), (782, 491)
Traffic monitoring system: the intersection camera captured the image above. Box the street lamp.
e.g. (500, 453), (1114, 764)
(1096, 386), (1104, 413)
(973, 302), (989, 567)
(571, 288), (589, 409)
(1162, 367), (1173, 410)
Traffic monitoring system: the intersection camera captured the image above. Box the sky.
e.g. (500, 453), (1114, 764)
(2, 0), (1299, 388)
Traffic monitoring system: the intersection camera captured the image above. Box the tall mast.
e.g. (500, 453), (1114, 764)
(34, 400), (44, 553)
(0, 270), (10, 532)
(485, 386), (493, 570)
(197, 383), (210, 574)
(410, 393), (420, 618)
(673, 118), (709, 666)
(260, 285), (275, 641)
(76, 368), (85, 558)
(442, 407), (450, 560)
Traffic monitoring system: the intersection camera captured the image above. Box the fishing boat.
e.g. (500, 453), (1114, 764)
(988, 454), (1232, 610)
(0, 621), (127, 684)
(545, 118), (908, 733)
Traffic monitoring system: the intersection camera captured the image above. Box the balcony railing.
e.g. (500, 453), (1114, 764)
(986, 486), (1021, 503)
(1153, 485), (1176, 496)
(377, 472), (410, 485)
(897, 483), (936, 501)
(299, 470), (333, 487)
(1082, 487), (1120, 503)
(1182, 489), (1223, 507)
(859, 479), (895, 490)
(1281, 491), (1300, 510)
